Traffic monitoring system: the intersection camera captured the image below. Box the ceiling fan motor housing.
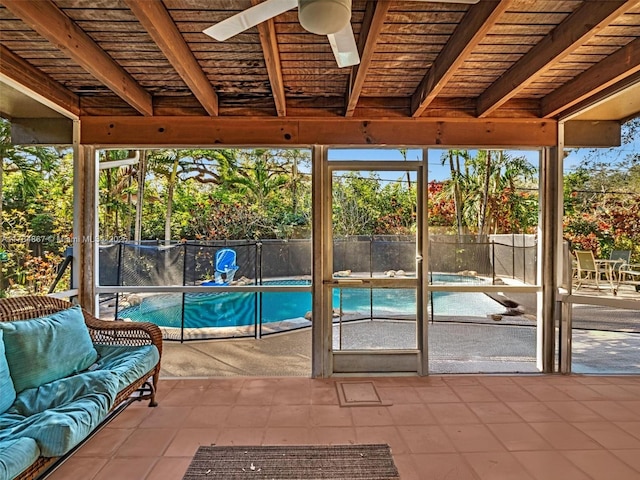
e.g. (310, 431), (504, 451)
(298, 0), (352, 35)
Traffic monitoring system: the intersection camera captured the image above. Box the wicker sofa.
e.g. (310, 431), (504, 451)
(0, 296), (162, 480)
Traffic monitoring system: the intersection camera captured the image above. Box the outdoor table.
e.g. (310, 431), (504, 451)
(595, 258), (624, 279)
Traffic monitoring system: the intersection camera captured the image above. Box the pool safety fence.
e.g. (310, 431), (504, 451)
(98, 236), (537, 341)
(99, 235), (536, 286)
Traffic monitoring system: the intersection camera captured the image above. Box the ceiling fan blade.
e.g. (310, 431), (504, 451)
(327, 23), (360, 68)
(203, 0), (298, 41)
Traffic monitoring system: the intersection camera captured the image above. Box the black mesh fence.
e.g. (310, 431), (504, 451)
(101, 240), (313, 288)
(333, 235), (416, 274)
(371, 236), (416, 273)
(99, 241), (184, 286)
(261, 239), (312, 278)
(429, 237), (492, 276)
(490, 234), (537, 284)
(99, 236), (537, 341)
(183, 241), (258, 285)
(121, 243), (184, 286)
(429, 234), (537, 284)
(322, 235), (536, 280)
(98, 243), (120, 286)
(333, 237), (373, 273)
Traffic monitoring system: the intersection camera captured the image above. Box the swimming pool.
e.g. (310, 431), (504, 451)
(118, 275), (503, 330)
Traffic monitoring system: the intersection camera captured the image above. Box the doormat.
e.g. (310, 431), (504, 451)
(336, 381), (392, 407)
(182, 444), (400, 479)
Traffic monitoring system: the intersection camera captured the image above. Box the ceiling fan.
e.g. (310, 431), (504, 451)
(203, 0), (480, 68)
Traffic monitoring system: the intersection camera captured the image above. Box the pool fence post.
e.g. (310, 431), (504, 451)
(257, 291), (262, 339)
(114, 241), (123, 319)
(339, 289), (343, 350)
(256, 241), (262, 339)
(180, 242), (187, 343)
(512, 233), (516, 279)
(369, 236), (373, 321)
(429, 270), (434, 324)
(522, 233), (527, 284)
(492, 240), (496, 285)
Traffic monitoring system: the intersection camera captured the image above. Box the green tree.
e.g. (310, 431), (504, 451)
(217, 149), (311, 238)
(98, 150), (138, 239)
(133, 148), (311, 241)
(332, 172), (382, 236)
(1, 118), (71, 294)
(225, 149), (289, 206)
(563, 118), (640, 261)
(375, 179), (416, 235)
(440, 150), (468, 237)
(438, 149), (537, 236)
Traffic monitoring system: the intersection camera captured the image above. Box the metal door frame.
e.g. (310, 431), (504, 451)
(313, 150), (426, 376)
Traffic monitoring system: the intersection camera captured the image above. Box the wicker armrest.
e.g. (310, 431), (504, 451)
(83, 314), (163, 357)
(0, 296), (163, 357)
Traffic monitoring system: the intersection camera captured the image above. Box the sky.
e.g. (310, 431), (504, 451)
(329, 148), (539, 182)
(328, 135), (639, 182)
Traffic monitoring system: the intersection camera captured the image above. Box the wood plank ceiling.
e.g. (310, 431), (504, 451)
(1, 0), (639, 121)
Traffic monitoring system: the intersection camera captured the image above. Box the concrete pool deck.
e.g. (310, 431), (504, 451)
(158, 317), (640, 378)
(99, 280), (639, 377)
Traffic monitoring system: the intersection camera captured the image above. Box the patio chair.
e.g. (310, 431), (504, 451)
(214, 248), (239, 285)
(617, 262), (640, 294)
(574, 250), (615, 293)
(609, 249), (631, 280)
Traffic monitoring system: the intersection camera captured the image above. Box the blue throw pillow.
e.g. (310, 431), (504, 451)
(0, 330), (17, 414)
(0, 305), (98, 393)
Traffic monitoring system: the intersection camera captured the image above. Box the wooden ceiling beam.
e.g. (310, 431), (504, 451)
(0, 44), (80, 117)
(345, 1), (390, 117)
(80, 116), (556, 147)
(125, 0), (218, 116)
(541, 37), (640, 118)
(411, 0), (512, 118)
(1, 0), (153, 116)
(477, 0), (637, 118)
(251, 0), (286, 117)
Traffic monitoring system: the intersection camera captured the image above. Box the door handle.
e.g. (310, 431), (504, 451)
(336, 279), (365, 285)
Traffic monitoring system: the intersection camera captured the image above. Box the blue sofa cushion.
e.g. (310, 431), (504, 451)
(0, 306), (98, 393)
(0, 372), (117, 458)
(0, 437), (40, 480)
(94, 344), (159, 392)
(10, 370), (120, 417)
(0, 330), (16, 415)
(0, 411), (26, 433)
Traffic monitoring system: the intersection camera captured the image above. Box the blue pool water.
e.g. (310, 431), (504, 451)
(119, 276), (501, 329)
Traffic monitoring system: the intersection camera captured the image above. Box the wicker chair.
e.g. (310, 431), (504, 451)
(0, 295), (163, 480)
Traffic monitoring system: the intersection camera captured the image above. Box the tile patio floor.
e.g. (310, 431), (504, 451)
(47, 375), (640, 480)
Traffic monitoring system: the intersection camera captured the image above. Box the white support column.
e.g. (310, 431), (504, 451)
(560, 237), (573, 373)
(311, 145), (332, 377)
(72, 121), (81, 298)
(73, 141), (99, 314)
(557, 121), (573, 374)
(418, 149), (429, 375)
(538, 132), (564, 372)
